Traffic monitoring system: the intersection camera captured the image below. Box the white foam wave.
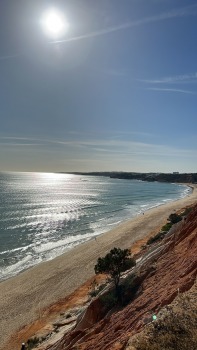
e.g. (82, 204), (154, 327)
(0, 244), (34, 255)
(0, 254), (42, 281)
(34, 231), (97, 254)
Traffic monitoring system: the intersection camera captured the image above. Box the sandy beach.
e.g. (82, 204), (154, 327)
(0, 184), (197, 349)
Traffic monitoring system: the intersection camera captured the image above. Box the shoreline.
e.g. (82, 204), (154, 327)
(0, 184), (197, 349)
(0, 182), (191, 284)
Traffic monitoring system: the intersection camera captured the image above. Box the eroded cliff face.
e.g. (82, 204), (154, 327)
(42, 204), (197, 350)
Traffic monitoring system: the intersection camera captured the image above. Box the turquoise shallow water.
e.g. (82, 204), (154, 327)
(0, 172), (191, 281)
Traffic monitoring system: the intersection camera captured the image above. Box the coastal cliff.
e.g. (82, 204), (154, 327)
(69, 172), (197, 183)
(32, 203), (197, 350)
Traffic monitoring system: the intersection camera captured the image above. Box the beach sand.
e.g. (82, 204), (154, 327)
(0, 184), (197, 349)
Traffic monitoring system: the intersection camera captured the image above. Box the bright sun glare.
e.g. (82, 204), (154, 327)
(41, 9), (69, 38)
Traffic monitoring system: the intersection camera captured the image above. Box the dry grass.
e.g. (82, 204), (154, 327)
(129, 284), (197, 350)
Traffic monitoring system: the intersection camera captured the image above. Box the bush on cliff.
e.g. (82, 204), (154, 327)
(147, 231), (165, 245)
(168, 213), (182, 224)
(94, 247), (136, 298)
(147, 212), (183, 246)
(27, 337), (40, 349)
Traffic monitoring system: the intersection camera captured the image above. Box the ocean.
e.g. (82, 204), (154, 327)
(0, 172), (191, 281)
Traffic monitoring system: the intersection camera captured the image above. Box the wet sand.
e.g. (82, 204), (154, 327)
(0, 184), (197, 349)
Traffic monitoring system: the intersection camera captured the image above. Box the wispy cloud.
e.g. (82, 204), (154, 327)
(0, 136), (44, 147)
(0, 136), (39, 141)
(50, 4), (197, 44)
(139, 73), (197, 84)
(1, 134), (196, 173)
(0, 130), (154, 144)
(1, 135), (196, 159)
(42, 137), (197, 159)
(0, 143), (42, 147)
(146, 87), (197, 95)
(78, 140), (196, 158)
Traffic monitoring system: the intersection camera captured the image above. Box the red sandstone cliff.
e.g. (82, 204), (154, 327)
(39, 203), (197, 350)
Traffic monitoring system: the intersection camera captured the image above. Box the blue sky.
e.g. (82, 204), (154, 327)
(0, 0), (197, 173)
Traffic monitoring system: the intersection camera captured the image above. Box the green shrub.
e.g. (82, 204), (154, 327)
(168, 213), (182, 224)
(161, 222), (172, 232)
(147, 221), (175, 246)
(95, 247), (136, 295)
(147, 232), (165, 245)
(27, 337), (40, 349)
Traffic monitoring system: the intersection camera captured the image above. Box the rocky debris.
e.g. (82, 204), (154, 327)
(42, 203), (197, 350)
(31, 307), (83, 350)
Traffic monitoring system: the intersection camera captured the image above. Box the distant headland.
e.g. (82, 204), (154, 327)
(60, 172), (197, 183)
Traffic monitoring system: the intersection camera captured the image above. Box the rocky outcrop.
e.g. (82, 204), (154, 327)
(41, 204), (197, 350)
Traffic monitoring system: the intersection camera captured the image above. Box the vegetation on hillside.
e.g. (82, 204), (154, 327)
(94, 248), (136, 293)
(147, 212), (182, 245)
(131, 291), (197, 350)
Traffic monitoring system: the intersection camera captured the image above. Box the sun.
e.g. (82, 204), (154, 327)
(41, 9), (69, 38)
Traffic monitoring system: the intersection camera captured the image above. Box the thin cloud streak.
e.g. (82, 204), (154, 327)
(0, 136), (39, 141)
(0, 143), (42, 146)
(50, 4), (197, 44)
(1, 135), (196, 159)
(139, 73), (197, 84)
(83, 143), (196, 158)
(146, 87), (197, 95)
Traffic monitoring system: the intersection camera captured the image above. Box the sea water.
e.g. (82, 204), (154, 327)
(0, 172), (191, 281)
